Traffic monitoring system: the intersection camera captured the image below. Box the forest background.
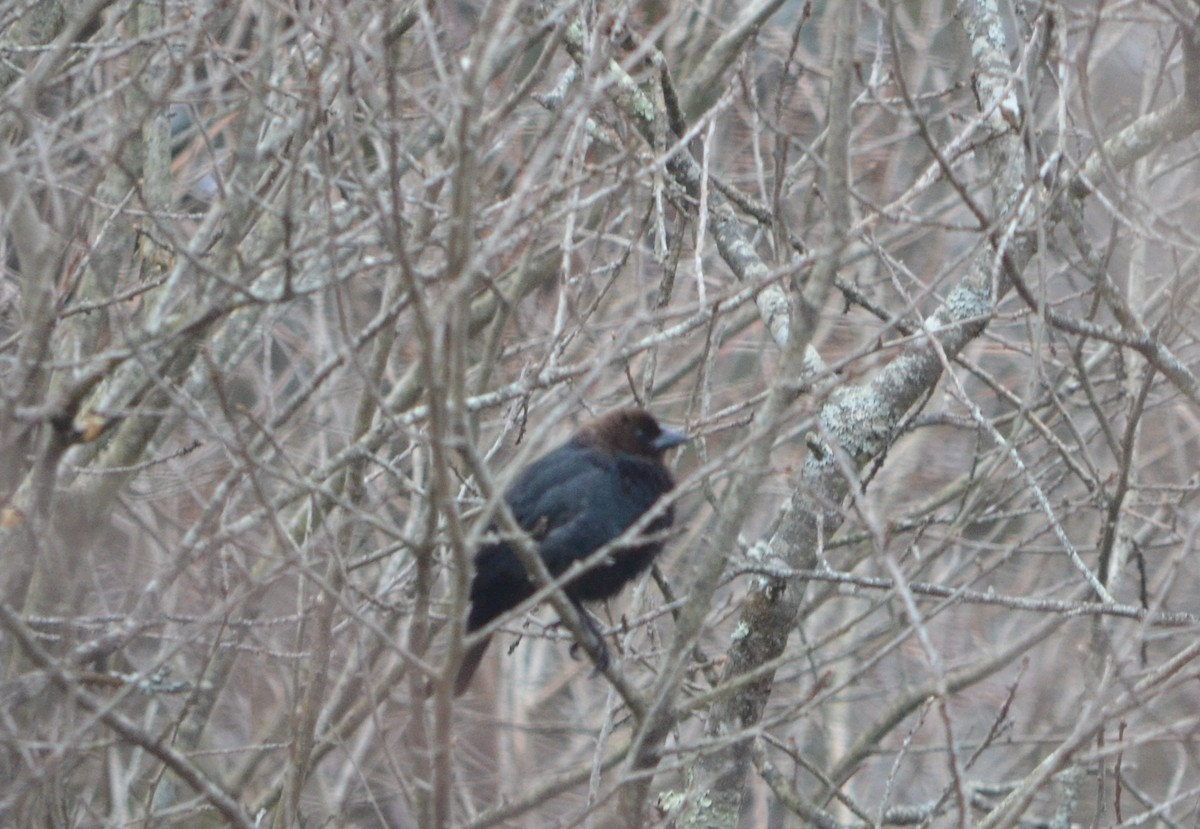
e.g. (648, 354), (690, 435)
(2, 1), (1200, 828)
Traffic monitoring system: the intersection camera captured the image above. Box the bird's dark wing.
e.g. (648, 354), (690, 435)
(464, 440), (598, 634)
(524, 444), (674, 602)
(505, 441), (666, 551)
(503, 440), (604, 539)
(469, 439), (672, 613)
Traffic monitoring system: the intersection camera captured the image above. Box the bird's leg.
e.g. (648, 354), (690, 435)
(567, 606), (610, 674)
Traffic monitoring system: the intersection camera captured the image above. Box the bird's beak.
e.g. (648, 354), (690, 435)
(653, 426), (689, 452)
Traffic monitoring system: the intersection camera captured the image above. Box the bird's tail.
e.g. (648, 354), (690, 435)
(452, 569), (525, 695)
(453, 634), (491, 696)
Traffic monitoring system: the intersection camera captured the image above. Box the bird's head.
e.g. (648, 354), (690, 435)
(582, 408), (689, 459)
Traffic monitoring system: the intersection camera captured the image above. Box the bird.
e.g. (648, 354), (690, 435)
(453, 408), (687, 695)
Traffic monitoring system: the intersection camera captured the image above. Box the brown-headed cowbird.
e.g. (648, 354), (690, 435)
(454, 408), (687, 695)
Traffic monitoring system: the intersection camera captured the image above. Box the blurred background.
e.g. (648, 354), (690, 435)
(2, 1), (1199, 827)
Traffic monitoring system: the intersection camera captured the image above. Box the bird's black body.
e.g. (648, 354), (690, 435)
(455, 409), (686, 694)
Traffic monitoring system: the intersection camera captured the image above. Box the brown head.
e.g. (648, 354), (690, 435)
(575, 408), (688, 460)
